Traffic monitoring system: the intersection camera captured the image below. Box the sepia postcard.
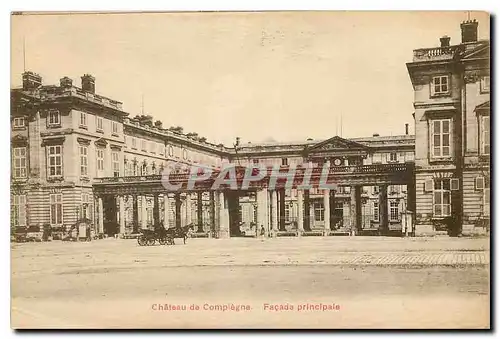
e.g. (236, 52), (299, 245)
(10, 11), (490, 329)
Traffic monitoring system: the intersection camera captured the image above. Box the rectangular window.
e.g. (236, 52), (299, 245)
(480, 116), (490, 155)
(96, 148), (105, 176)
(132, 137), (137, 149)
(373, 201), (379, 222)
(11, 195), (27, 226)
(96, 116), (104, 132)
(314, 202), (324, 222)
(47, 110), (61, 126)
(47, 145), (62, 177)
(80, 112), (87, 128)
(432, 75), (449, 95)
(13, 117), (25, 128)
(112, 121), (119, 135)
(405, 152), (415, 162)
(252, 159), (259, 164)
(50, 194), (63, 226)
(159, 143), (164, 156)
(13, 147), (27, 178)
(389, 152), (398, 162)
(372, 153), (382, 164)
(431, 119), (452, 158)
(112, 151), (120, 177)
(79, 145), (88, 176)
(141, 140), (147, 151)
(481, 76), (490, 93)
(281, 158), (288, 166)
(150, 142), (156, 154)
(433, 179), (451, 217)
(284, 203), (290, 222)
(390, 200), (399, 221)
(484, 188), (490, 216)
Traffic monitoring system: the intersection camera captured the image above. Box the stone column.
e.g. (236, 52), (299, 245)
(278, 189), (286, 231)
(185, 193), (192, 226)
(271, 190), (278, 236)
(175, 193), (181, 228)
(163, 193), (171, 228)
(350, 186), (361, 235)
(197, 192), (204, 232)
(98, 196), (104, 234)
(379, 185), (389, 235)
(119, 195), (125, 235)
(132, 195), (139, 233)
(329, 189), (336, 230)
(256, 189), (269, 237)
(303, 189), (311, 231)
(297, 189), (304, 235)
(210, 191), (216, 236)
(153, 194), (160, 226)
(323, 189), (330, 235)
(218, 192), (230, 238)
(140, 195), (147, 229)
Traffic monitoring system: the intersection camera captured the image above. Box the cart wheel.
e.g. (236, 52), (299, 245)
(137, 235), (147, 246)
(147, 238), (155, 246)
(159, 237), (167, 245)
(167, 237), (175, 245)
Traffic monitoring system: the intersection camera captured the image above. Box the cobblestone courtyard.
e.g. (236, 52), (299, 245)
(11, 236), (490, 329)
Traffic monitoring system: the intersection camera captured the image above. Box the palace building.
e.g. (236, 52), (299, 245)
(406, 19), (490, 235)
(10, 71), (415, 239)
(10, 19), (489, 239)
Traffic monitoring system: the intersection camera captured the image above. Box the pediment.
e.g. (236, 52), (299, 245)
(475, 100), (490, 114)
(11, 134), (28, 144)
(463, 43), (490, 60)
(307, 136), (368, 152)
(94, 138), (108, 147)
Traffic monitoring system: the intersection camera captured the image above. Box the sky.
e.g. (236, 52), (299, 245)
(11, 11), (490, 146)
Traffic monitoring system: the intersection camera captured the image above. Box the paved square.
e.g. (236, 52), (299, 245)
(11, 236), (490, 329)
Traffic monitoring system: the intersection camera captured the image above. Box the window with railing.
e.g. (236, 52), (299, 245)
(112, 151), (120, 177)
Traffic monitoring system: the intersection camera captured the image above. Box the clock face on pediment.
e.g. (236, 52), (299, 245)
(333, 158), (343, 166)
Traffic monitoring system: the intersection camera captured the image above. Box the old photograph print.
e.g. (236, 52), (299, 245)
(10, 11), (490, 329)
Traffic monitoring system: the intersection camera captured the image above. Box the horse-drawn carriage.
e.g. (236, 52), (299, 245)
(137, 223), (193, 246)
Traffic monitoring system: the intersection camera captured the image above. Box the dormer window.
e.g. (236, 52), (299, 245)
(431, 75), (450, 96)
(47, 110), (61, 127)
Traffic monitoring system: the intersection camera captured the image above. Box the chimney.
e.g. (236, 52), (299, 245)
(440, 35), (451, 47)
(60, 76), (73, 88)
(405, 123), (409, 135)
(81, 74), (95, 93)
(22, 71), (42, 90)
(460, 19), (478, 43)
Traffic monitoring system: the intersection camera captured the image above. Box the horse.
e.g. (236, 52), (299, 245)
(165, 223), (194, 244)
